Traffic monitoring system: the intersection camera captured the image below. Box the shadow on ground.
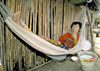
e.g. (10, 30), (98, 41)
(33, 55), (100, 71)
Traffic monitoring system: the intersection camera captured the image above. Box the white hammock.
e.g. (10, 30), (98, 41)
(0, 2), (86, 56)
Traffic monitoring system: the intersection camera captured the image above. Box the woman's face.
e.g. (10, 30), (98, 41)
(71, 24), (80, 34)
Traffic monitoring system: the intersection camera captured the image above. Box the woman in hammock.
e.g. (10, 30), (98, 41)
(42, 22), (82, 50)
(13, 12), (82, 50)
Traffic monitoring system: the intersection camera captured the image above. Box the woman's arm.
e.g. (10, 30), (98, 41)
(41, 36), (58, 45)
(72, 32), (79, 46)
(58, 33), (68, 45)
(73, 38), (77, 46)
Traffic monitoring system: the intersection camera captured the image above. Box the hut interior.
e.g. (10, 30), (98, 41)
(0, 0), (100, 71)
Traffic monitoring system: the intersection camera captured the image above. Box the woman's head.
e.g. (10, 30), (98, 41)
(71, 22), (82, 34)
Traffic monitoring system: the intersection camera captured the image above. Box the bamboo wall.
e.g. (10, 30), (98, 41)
(0, 22), (51, 71)
(0, 0), (81, 71)
(5, 0), (81, 41)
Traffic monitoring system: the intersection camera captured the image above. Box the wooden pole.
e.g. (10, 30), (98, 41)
(5, 27), (9, 71)
(13, 34), (16, 69)
(63, 0), (69, 34)
(38, 0), (43, 36)
(25, 44), (27, 69)
(58, 0), (63, 38)
(9, 30), (12, 70)
(43, 0), (46, 36)
(45, 0), (48, 37)
(26, 60), (52, 71)
(32, 0), (35, 32)
(34, 0), (38, 34)
(0, 16), (2, 64)
(10, 32), (14, 71)
(17, 40), (22, 70)
(0, 21), (4, 70)
(5, 26), (9, 71)
(29, 0), (33, 31)
(7, 26), (11, 71)
(50, 0), (54, 39)
(26, 0), (30, 27)
(47, 0), (50, 38)
(32, 0), (37, 65)
(0, 17), (5, 70)
(86, 6), (94, 52)
(22, 0), (26, 22)
(68, 3), (71, 30)
(54, 0), (57, 41)
(3, 22), (6, 71)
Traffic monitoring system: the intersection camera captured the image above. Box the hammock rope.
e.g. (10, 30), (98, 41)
(0, 2), (86, 56)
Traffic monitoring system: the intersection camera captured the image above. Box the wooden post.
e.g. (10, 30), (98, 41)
(13, 34), (16, 69)
(29, 0), (33, 31)
(7, 26), (10, 71)
(25, 44), (28, 70)
(5, 26), (9, 71)
(0, 16), (3, 70)
(50, 0), (54, 39)
(63, 0), (68, 34)
(45, 0), (48, 37)
(27, 46), (30, 69)
(26, 0), (30, 27)
(22, 0), (26, 22)
(57, 0), (63, 38)
(29, 48), (32, 68)
(47, 0), (50, 38)
(0, 21), (1, 58)
(68, 3), (71, 30)
(43, 0), (46, 36)
(86, 6), (94, 52)
(54, 0), (57, 41)
(32, 0), (37, 63)
(3, 23), (5, 71)
(9, 29), (12, 71)
(38, 0), (43, 36)
(17, 40), (22, 70)
(33, 50), (36, 66)
(34, 0), (38, 34)
(32, 0), (35, 32)
(10, 32), (14, 71)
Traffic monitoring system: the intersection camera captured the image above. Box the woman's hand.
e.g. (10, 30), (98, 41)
(42, 36), (58, 45)
(41, 36), (49, 41)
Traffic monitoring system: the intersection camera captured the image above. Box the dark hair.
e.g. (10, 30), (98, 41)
(71, 22), (82, 29)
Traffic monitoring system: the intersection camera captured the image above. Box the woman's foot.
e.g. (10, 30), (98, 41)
(12, 11), (22, 27)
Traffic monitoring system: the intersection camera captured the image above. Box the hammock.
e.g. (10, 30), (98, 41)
(0, 2), (86, 56)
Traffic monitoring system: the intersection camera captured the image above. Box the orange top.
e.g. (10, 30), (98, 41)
(58, 33), (79, 49)
(58, 33), (79, 43)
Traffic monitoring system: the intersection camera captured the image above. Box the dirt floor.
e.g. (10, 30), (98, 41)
(0, 47), (100, 71)
(33, 54), (100, 71)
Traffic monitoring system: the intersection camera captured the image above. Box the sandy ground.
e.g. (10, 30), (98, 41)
(33, 54), (100, 71)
